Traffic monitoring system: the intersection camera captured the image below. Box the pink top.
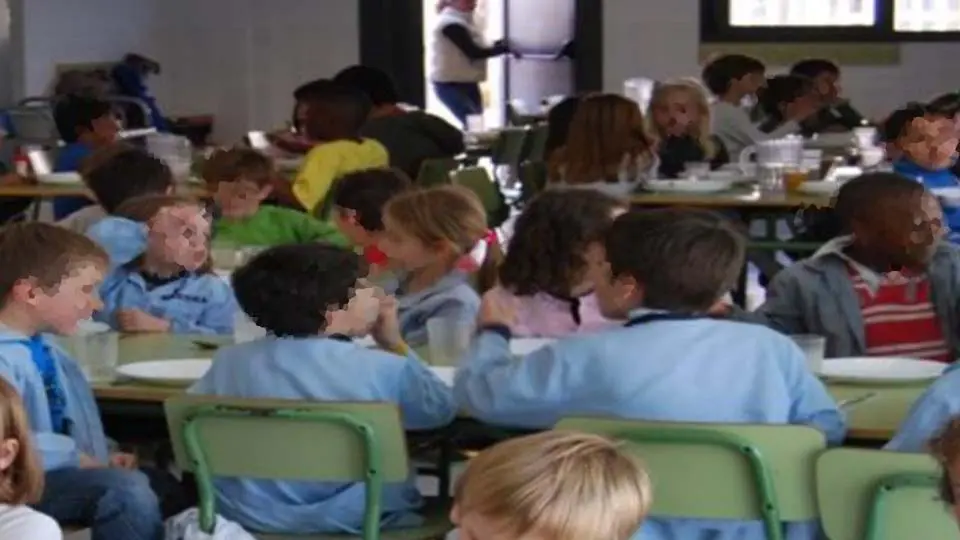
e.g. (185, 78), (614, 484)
(489, 285), (616, 338)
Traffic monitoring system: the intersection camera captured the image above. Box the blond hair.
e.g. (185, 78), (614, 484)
(454, 431), (652, 540)
(648, 79), (717, 159)
(549, 93), (656, 185)
(0, 378), (44, 504)
(384, 185), (501, 291)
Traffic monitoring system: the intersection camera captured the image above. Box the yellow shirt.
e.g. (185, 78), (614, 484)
(292, 138), (390, 213)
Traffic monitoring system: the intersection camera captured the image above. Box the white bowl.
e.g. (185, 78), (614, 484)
(818, 357), (945, 385)
(646, 179), (733, 193)
(37, 172), (82, 185)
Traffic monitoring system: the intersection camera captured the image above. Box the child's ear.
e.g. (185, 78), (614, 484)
(258, 184), (273, 199)
(0, 438), (18, 471)
(10, 278), (39, 306)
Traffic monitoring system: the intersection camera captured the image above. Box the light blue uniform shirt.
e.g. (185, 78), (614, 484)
(87, 217), (237, 335)
(885, 365), (960, 452)
(188, 336), (457, 535)
(396, 271), (480, 347)
(0, 327), (109, 470)
(455, 310), (846, 540)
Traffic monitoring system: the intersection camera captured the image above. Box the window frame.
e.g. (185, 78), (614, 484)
(701, 0), (960, 43)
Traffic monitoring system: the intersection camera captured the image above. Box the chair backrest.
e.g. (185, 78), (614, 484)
(451, 166), (508, 228)
(518, 161), (547, 203)
(416, 157), (459, 186)
(555, 417), (825, 525)
(7, 106), (59, 145)
(521, 124), (550, 163)
(164, 395), (411, 483)
(491, 128), (530, 166)
(816, 447), (959, 540)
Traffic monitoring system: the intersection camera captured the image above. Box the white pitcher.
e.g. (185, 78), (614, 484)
(738, 136), (804, 174)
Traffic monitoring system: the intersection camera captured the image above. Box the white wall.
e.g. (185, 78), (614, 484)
(10, 0), (359, 142)
(602, 0), (960, 119)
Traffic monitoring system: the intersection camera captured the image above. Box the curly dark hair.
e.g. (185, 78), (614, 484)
(499, 190), (626, 296)
(232, 243), (363, 337)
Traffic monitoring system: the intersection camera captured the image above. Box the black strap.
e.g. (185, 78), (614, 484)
(624, 312), (708, 327)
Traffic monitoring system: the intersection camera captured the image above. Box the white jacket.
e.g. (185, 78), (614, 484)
(429, 7), (487, 83)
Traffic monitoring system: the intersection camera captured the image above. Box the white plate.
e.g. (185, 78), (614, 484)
(932, 187), (960, 206)
(116, 358), (212, 387)
(817, 357), (946, 384)
(37, 172), (82, 185)
(646, 179), (733, 193)
(796, 181), (841, 195)
(511, 338), (554, 356)
(431, 366), (455, 386)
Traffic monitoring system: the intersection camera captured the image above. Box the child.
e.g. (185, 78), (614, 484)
(333, 65), (465, 178)
(543, 95), (581, 161)
(928, 416), (960, 526)
(202, 148), (345, 246)
(87, 194), (237, 334)
(58, 145), (174, 233)
(379, 185), (495, 346)
(0, 378), (60, 539)
(52, 95), (119, 220)
(488, 190), (625, 337)
(454, 208), (844, 539)
(329, 167), (412, 274)
(703, 54), (815, 158)
(273, 81), (390, 216)
(267, 78), (325, 155)
(0, 222), (162, 539)
(744, 173), (960, 360)
(548, 94), (657, 195)
(188, 243), (456, 534)
(756, 75), (819, 134)
(789, 58), (866, 134)
(888, 367), (960, 452)
(451, 431), (652, 540)
(648, 80), (729, 178)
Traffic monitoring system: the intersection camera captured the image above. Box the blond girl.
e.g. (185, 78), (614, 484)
(548, 93), (658, 195)
(647, 79), (729, 178)
(0, 378), (60, 539)
(378, 185), (500, 346)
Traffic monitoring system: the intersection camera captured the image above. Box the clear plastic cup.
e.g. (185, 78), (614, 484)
(61, 329), (119, 383)
(791, 334), (826, 372)
(426, 318), (474, 366)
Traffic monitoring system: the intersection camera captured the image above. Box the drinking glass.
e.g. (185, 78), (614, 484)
(61, 330), (119, 383)
(426, 318), (474, 366)
(791, 334), (826, 372)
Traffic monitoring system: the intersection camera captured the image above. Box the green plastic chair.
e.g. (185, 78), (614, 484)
(164, 396), (453, 540)
(816, 447), (959, 540)
(415, 158), (459, 187)
(555, 417), (826, 540)
(521, 124), (549, 163)
(490, 128), (529, 169)
(517, 161), (547, 204)
(451, 166), (509, 228)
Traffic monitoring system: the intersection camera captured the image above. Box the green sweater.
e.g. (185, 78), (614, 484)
(212, 205), (346, 247)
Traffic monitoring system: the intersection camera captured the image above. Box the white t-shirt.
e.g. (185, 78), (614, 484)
(710, 101), (799, 159)
(0, 505), (61, 540)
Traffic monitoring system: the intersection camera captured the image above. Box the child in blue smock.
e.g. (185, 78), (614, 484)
(86, 194), (236, 334)
(378, 185), (497, 346)
(188, 243), (456, 535)
(52, 95), (119, 220)
(0, 222), (162, 539)
(456, 208), (846, 540)
(888, 103), (960, 243)
(886, 367), (960, 452)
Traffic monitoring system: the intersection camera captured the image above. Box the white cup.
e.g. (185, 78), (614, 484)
(60, 328), (119, 383)
(426, 318), (473, 366)
(791, 334), (826, 372)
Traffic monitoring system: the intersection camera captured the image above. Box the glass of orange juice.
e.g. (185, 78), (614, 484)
(784, 168), (809, 192)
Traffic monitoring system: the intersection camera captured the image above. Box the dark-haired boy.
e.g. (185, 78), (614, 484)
(188, 243), (455, 534)
(456, 208), (844, 539)
(52, 95), (119, 220)
(0, 222), (163, 539)
(789, 58), (865, 134)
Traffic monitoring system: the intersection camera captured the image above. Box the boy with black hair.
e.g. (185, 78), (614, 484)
(703, 54), (815, 157)
(329, 167), (412, 271)
(271, 81), (389, 215)
(188, 243), (455, 534)
(333, 65), (464, 177)
(789, 58), (866, 134)
(58, 146), (174, 233)
(52, 95), (119, 220)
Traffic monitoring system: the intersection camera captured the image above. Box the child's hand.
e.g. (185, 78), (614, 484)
(478, 289), (518, 329)
(117, 309), (171, 333)
(109, 452), (138, 470)
(78, 452), (104, 469)
(370, 293), (404, 352)
(707, 300), (732, 317)
(326, 289), (380, 338)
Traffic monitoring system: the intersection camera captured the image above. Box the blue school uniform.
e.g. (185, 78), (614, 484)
(455, 310), (846, 540)
(893, 160), (960, 243)
(87, 217), (237, 335)
(53, 142), (95, 220)
(0, 327), (109, 469)
(188, 336), (456, 534)
(396, 271), (480, 347)
(885, 367), (960, 452)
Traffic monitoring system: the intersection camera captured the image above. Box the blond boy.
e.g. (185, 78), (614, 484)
(452, 431), (652, 540)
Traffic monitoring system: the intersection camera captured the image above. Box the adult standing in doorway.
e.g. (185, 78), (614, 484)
(430, 0), (510, 126)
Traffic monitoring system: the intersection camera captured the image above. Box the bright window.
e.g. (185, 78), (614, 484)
(894, 0), (960, 31)
(729, 0), (876, 27)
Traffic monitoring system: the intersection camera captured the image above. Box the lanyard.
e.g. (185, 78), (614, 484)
(624, 311), (710, 327)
